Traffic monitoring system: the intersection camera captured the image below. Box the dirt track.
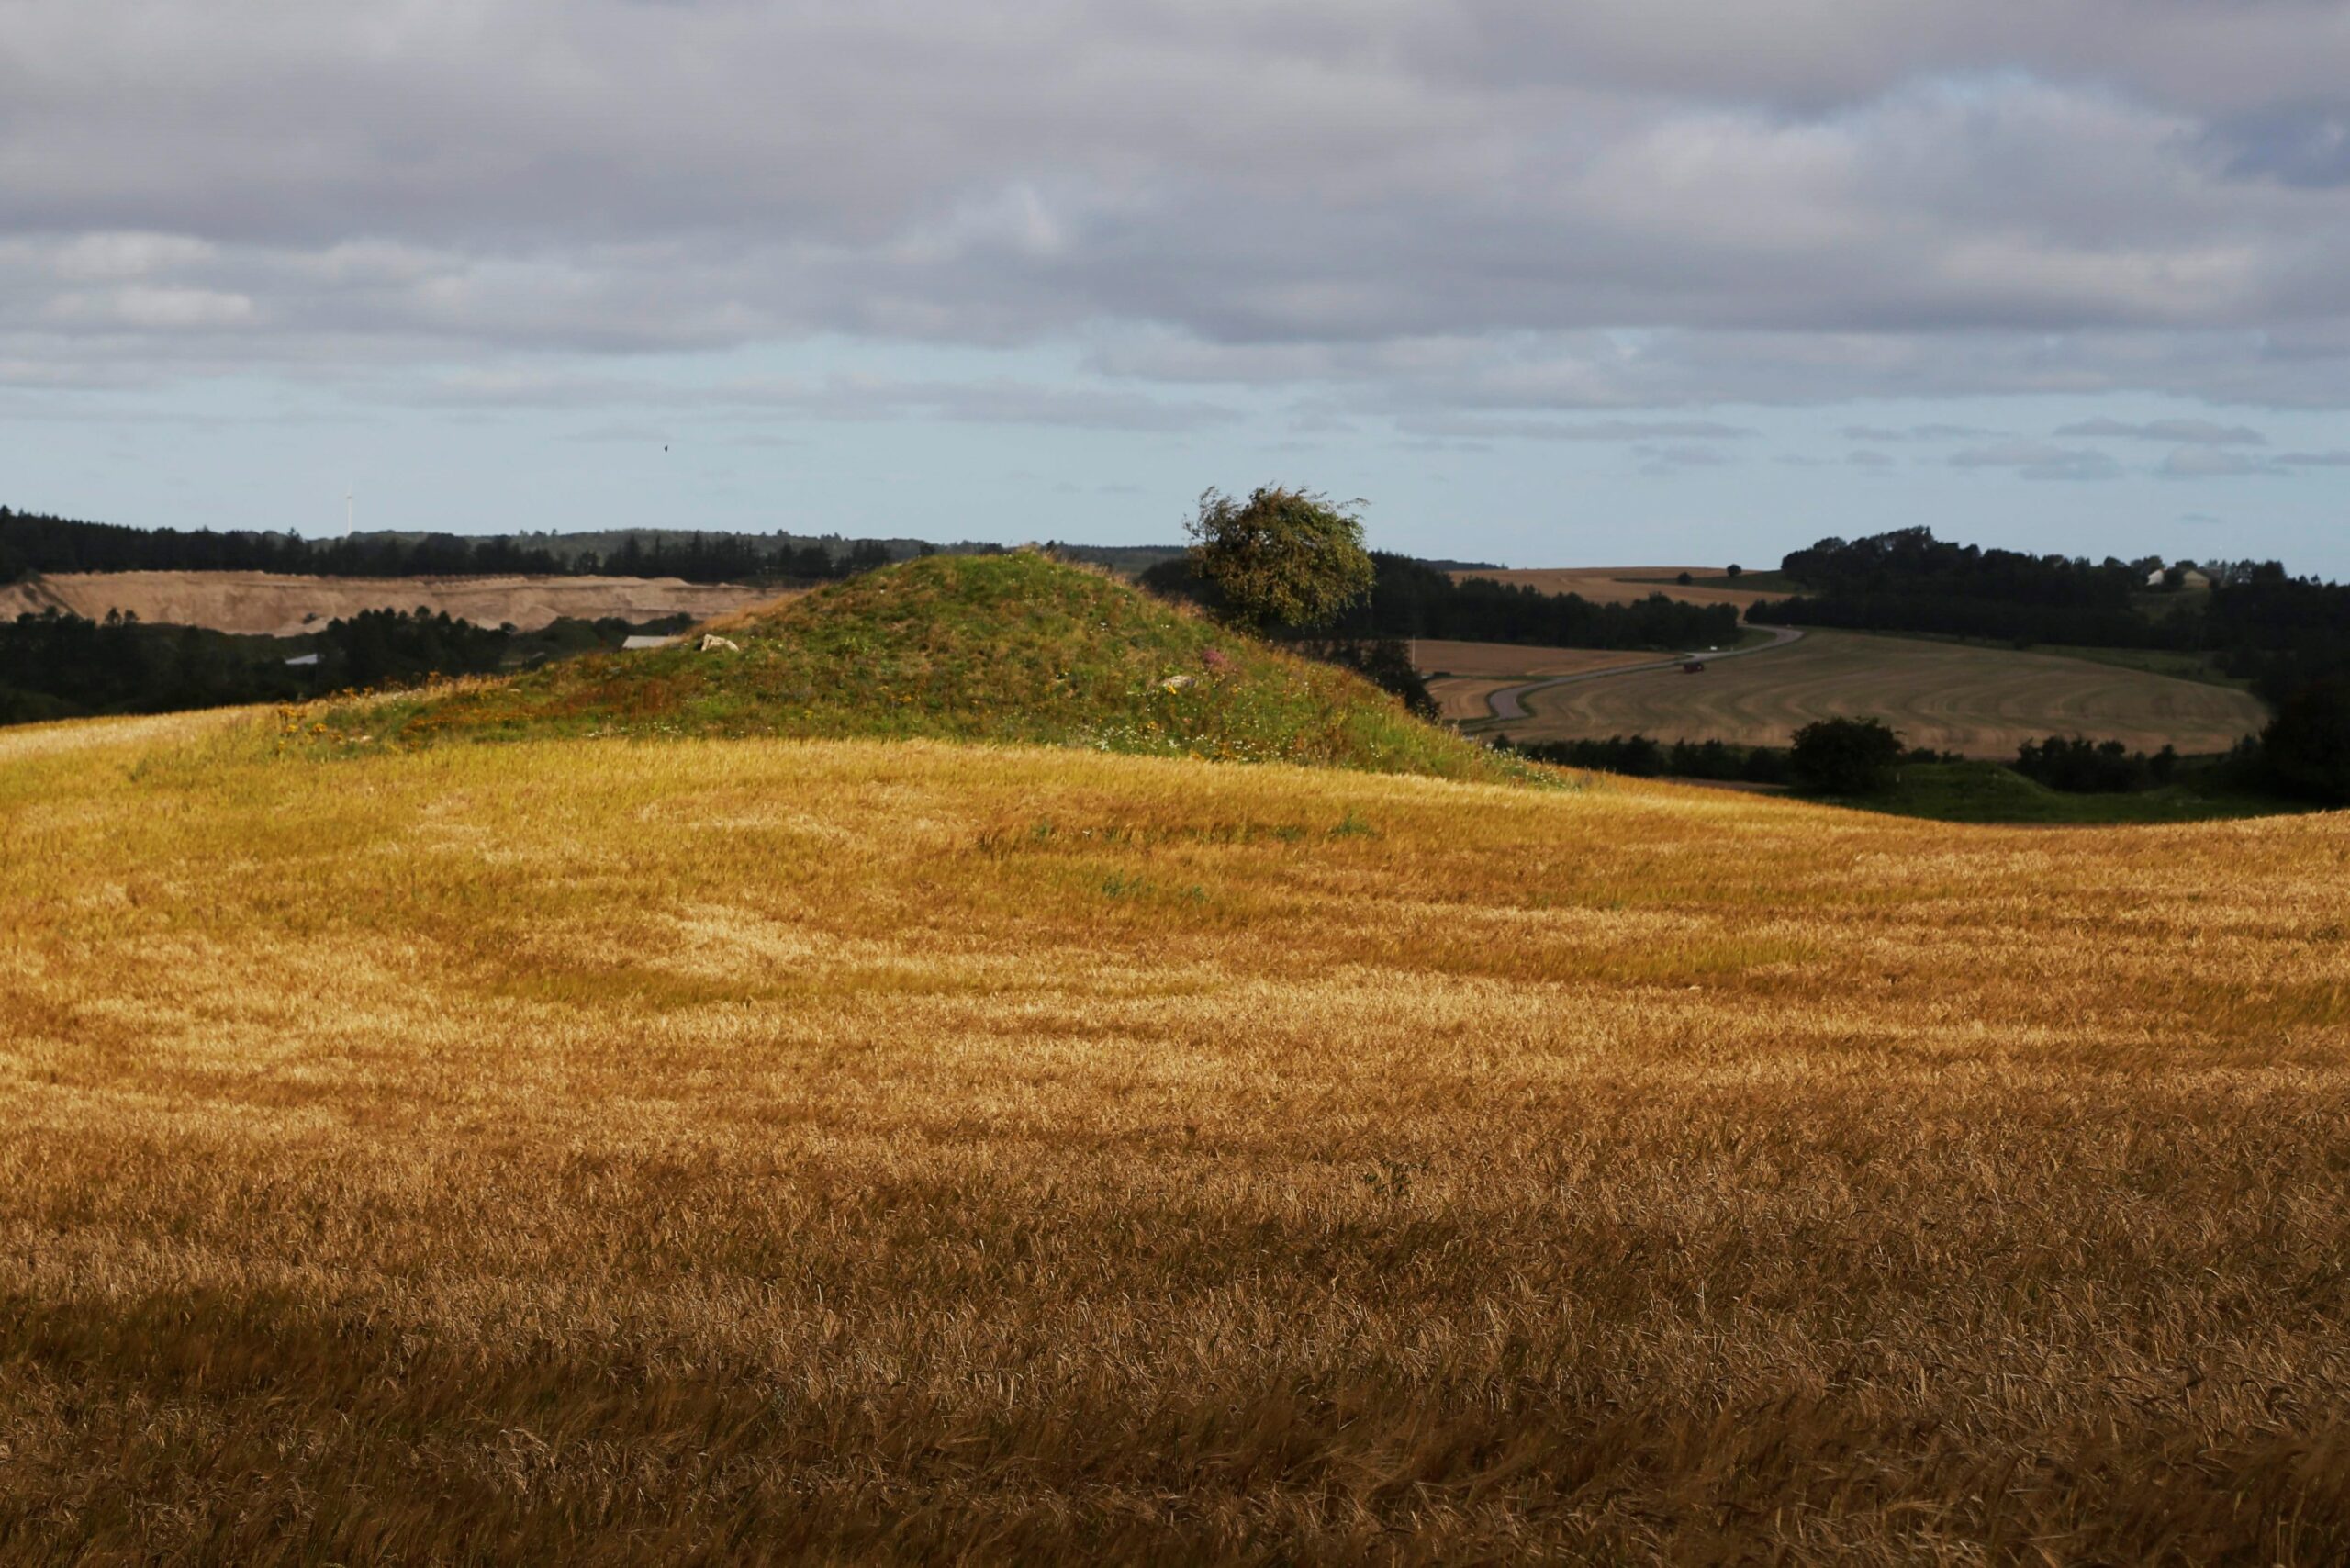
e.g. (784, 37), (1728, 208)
(1483, 625), (1806, 720)
(0, 571), (768, 636)
(1411, 640), (1664, 722)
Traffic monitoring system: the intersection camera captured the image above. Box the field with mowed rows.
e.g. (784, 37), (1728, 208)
(1494, 627), (2270, 757)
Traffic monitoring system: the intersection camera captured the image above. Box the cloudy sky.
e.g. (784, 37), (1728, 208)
(6, 1), (2349, 572)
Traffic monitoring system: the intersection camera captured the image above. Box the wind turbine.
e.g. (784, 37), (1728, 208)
(345, 488), (353, 536)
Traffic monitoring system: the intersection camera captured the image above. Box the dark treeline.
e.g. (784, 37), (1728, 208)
(1779, 530), (2147, 610)
(2198, 573), (2350, 703)
(0, 607), (692, 726)
(0, 507), (943, 586)
(1749, 527), (2350, 706)
(1751, 589), (2177, 649)
(1751, 530), (2177, 647)
(0, 610), (308, 723)
(1144, 552), (1740, 650)
(1505, 723), (2344, 808)
(2013, 734), (2181, 794)
(1505, 730), (1963, 790)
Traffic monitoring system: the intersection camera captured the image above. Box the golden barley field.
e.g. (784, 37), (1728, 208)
(4, 710), (2349, 1563)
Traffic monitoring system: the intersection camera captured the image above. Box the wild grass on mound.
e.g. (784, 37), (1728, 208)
(316, 552), (1528, 784)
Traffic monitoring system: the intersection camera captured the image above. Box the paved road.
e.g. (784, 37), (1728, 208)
(1482, 625), (1807, 722)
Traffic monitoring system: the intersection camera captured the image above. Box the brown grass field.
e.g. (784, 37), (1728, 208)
(1496, 628), (2272, 757)
(3, 711), (2348, 1562)
(1451, 566), (1780, 611)
(1409, 640), (1659, 722)
(0, 571), (772, 637)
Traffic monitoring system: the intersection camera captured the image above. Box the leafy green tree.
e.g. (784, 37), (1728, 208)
(2262, 677), (2350, 804)
(1789, 716), (1905, 794)
(1185, 486), (1373, 631)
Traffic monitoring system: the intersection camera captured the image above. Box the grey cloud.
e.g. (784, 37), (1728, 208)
(1840, 423), (1999, 442)
(1638, 443), (1734, 474)
(2153, 443), (2350, 476)
(2160, 446), (2278, 477)
(1398, 414), (1754, 442)
(415, 369), (1241, 432)
(4, 3), (2350, 418)
(2057, 416), (2266, 444)
(1951, 442), (2123, 481)
(2211, 105), (2350, 188)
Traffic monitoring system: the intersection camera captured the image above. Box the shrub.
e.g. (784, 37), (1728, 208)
(2262, 677), (2350, 804)
(1185, 486), (1373, 632)
(2014, 734), (2157, 794)
(1790, 717), (1905, 794)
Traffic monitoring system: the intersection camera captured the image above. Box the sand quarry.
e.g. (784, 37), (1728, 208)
(0, 571), (769, 637)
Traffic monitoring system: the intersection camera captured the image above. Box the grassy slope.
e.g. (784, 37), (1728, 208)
(3, 715), (2349, 1562)
(326, 551), (1528, 785)
(1829, 759), (2301, 823)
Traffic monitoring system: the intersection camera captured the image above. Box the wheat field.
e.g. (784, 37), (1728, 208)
(4, 711), (2348, 1562)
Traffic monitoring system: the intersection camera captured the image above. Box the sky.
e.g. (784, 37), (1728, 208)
(4, 1), (2348, 575)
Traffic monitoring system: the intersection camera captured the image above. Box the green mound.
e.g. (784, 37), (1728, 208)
(318, 552), (1532, 783)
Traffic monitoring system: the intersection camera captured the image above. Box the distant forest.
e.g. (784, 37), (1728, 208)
(0, 605), (699, 727)
(0, 507), (1184, 587)
(1142, 552), (1740, 651)
(1749, 527), (2350, 706)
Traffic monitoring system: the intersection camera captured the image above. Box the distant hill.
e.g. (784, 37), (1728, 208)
(0, 504), (1182, 586)
(1750, 527), (2350, 705)
(0, 570), (767, 638)
(330, 552), (1532, 783)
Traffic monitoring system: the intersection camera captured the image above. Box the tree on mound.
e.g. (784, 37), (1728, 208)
(1186, 486), (1373, 632)
(1790, 717), (1905, 795)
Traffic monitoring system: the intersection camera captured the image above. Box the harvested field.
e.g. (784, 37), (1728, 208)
(1453, 565), (1779, 610)
(1411, 639), (1660, 721)
(1501, 628), (2271, 756)
(2, 711), (2347, 1562)
(0, 570), (770, 636)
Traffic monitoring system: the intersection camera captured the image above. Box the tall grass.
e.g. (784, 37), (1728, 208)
(1, 715), (2346, 1562)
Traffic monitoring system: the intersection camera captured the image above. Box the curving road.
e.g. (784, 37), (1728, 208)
(1483, 625), (1806, 722)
